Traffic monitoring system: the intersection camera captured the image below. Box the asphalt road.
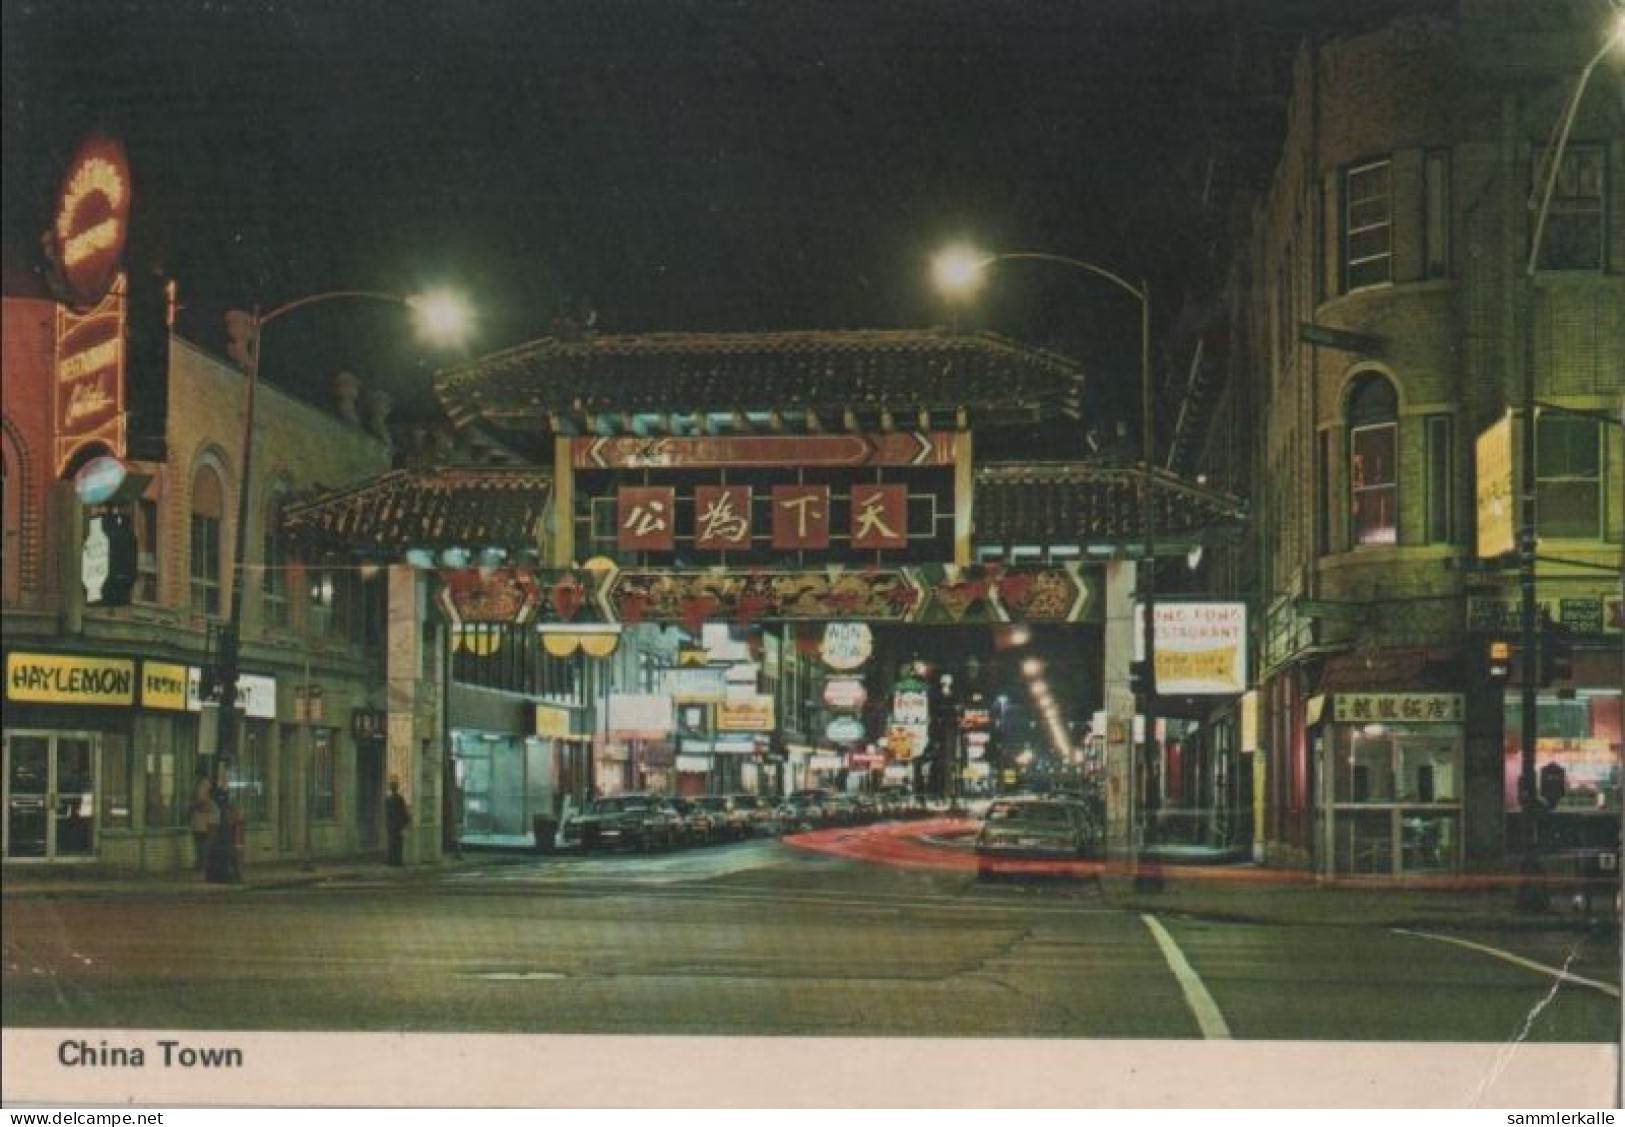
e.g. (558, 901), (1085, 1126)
(3, 837), (1619, 1042)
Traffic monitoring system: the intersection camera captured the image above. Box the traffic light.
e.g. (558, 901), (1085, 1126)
(1129, 659), (1155, 698)
(1486, 639), (1512, 683)
(1541, 622), (1575, 687)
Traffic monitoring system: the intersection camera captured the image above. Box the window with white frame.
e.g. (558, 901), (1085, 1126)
(1347, 374), (1399, 546)
(1536, 414), (1602, 539)
(1345, 160), (1393, 291)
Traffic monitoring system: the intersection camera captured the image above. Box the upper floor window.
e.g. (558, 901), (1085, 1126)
(1345, 160), (1393, 291)
(1347, 374), (1398, 546)
(262, 491), (290, 631)
(189, 465), (224, 617)
(1534, 145), (1605, 272)
(135, 488), (160, 604)
(1536, 415), (1603, 539)
(1424, 149), (1451, 280)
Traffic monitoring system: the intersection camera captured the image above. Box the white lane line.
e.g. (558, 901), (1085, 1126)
(1141, 913), (1232, 1039)
(1392, 928), (1621, 998)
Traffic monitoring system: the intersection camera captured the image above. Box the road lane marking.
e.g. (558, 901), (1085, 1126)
(1392, 928), (1621, 998)
(1141, 913), (1232, 1039)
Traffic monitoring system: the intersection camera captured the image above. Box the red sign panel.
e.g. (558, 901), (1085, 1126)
(52, 134), (132, 311)
(849, 483), (908, 549)
(617, 487), (676, 551)
(575, 432), (957, 469)
(54, 285), (127, 475)
(693, 485), (753, 550)
(437, 568), (541, 626)
(771, 485), (830, 549)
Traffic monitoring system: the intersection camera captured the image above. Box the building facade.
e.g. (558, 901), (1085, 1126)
(1197, 0), (1623, 875)
(2, 293), (399, 872)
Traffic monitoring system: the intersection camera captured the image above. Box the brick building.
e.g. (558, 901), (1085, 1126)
(1193, 0), (1623, 875)
(2, 290), (402, 872)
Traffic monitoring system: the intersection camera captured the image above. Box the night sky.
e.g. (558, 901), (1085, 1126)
(2, 0), (1427, 425)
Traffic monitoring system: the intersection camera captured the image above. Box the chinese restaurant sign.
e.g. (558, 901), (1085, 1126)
(1332, 693), (1464, 724)
(1474, 415), (1515, 560)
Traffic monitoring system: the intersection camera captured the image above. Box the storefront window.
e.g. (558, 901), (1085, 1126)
(228, 719), (270, 823)
(140, 715), (193, 829)
(1335, 810), (1393, 875)
(1401, 812), (1457, 872)
(102, 733), (132, 829)
(1327, 710), (1464, 875)
(309, 727), (337, 820)
(1502, 692), (1623, 814)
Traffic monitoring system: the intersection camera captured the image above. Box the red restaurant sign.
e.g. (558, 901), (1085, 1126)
(54, 284), (127, 475)
(51, 134), (131, 311)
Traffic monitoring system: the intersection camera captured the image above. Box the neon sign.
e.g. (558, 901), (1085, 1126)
(52, 135), (131, 310)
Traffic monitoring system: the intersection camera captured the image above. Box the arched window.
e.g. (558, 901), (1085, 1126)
(1347, 374), (1398, 546)
(190, 463), (225, 616)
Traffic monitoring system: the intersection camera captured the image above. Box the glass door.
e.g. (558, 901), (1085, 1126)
(4, 731), (98, 861)
(5, 734), (49, 858)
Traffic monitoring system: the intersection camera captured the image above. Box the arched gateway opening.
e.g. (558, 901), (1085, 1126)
(283, 330), (1244, 862)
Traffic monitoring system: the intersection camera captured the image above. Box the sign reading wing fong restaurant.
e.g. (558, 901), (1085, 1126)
(1134, 602), (1248, 696)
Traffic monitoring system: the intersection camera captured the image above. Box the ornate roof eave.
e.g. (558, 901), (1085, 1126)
(281, 466), (553, 558)
(431, 328), (1086, 442)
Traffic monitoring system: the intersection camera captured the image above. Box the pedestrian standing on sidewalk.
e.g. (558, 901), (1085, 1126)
(189, 766), (219, 873)
(385, 778), (411, 866)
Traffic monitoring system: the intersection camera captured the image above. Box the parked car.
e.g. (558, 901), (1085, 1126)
(825, 793), (860, 825)
(851, 792), (881, 822)
(974, 799), (1091, 866)
(562, 793), (683, 852)
(876, 785), (917, 819)
(694, 795), (753, 841)
(726, 793), (775, 835)
(777, 788), (835, 830)
(669, 797), (720, 845)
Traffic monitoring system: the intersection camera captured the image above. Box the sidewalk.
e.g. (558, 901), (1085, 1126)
(0, 850), (526, 900)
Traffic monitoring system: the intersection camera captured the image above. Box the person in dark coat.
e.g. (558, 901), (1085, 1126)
(384, 778), (411, 866)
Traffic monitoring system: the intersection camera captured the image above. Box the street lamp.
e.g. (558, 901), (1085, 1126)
(934, 246), (1159, 879)
(204, 287), (473, 882)
(1513, 14), (1624, 908)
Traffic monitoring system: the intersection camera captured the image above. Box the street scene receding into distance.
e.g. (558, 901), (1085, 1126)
(1, 0), (1622, 1107)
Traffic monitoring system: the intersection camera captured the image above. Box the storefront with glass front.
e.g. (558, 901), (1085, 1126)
(1316, 692), (1466, 876)
(1502, 688), (1622, 851)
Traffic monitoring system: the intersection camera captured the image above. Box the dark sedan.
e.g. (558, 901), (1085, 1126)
(562, 794), (682, 852)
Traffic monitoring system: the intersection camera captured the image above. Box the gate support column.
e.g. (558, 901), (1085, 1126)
(1103, 559), (1138, 862)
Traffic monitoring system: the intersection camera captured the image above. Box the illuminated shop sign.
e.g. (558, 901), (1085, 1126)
(6, 653), (135, 706)
(1135, 601), (1248, 696)
(575, 433), (959, 470)
(140, 661), (191, 711)
(54, 286), (127, 475)
(52, 134), (131, 311)
(185, 667), (277, 719)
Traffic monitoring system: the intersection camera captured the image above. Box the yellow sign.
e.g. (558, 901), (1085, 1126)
(717, 696), (775, 732)
(1158, 647), (1240, 687)
(141, 661), (190, 711)
(534, 704), (572, 739)
(7, 652), (135, 706)
(1475, 414), (1515, 559)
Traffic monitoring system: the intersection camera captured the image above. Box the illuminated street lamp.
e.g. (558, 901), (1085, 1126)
(205, 287), (473, 882)
(1512, 14), (1624, 908)
(935, 245), (1158, 881)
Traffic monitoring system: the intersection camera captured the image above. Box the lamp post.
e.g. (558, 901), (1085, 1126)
(1513, 15), (1625, 908)
(204, 288), (472, 882)
(933, 247), (1158, 878)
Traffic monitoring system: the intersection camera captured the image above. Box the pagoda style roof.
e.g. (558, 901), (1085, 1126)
(973, 462), (1246, 552)
(433, 329), (1084, 451)
(281, 467), (551, 556)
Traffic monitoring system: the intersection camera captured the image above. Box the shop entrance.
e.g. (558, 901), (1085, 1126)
(3, 730), (99, 862)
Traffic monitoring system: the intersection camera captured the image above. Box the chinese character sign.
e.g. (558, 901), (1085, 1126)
(694, 485), (752, 550)
(850, 483), (907, 549)
(617, 486), (676, 551)
(771, 485), (830, 549)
